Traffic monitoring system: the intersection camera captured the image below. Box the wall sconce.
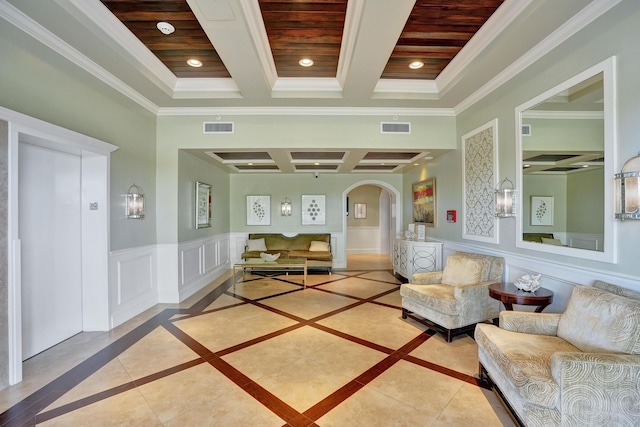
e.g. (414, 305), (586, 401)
(495, 177), (516, 218)
(281, 197), (292, 216)
(615, 152), (640, 220)
(126, 183), (145, 219)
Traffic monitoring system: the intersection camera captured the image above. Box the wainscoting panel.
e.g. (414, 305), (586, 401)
(180, 244), (202, 286)
(178, 234), (231, 301)
(346, 226), (380, 254)
(109, 245), (157, 328)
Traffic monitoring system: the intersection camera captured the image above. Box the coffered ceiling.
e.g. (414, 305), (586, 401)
(98, 0), (503, 81)
(2, 0), (607, 173)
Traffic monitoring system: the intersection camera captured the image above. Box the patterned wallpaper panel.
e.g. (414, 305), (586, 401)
(463, 120), (498, 244)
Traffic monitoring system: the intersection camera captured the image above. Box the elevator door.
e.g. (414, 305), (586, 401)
(19, 142), (83, 359)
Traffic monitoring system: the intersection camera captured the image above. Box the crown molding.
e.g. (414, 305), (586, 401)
(63, 0), (176, 96)
(156, 106), (455, 117)
(523, 110), (604, 120)
(436, 0), (536, 98)
(0, 0), (159, 114)
(238, 0), (278, 88)
(454, 0), (623, 115)
(336, 0), (365, 87)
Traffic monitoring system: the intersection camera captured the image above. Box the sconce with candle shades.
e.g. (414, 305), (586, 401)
(495, 177), (516, 218)
(615, 152), (640, 220)
(126, 183), (145, 219)
(281, 197), (292, 216)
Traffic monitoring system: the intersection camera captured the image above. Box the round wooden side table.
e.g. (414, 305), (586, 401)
(488, 282), (554, 312)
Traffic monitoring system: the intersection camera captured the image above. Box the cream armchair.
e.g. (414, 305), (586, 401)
(475, 280), (640, 426)
(400, 251), (504, 342)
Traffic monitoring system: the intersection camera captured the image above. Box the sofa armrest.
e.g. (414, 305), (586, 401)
(552, 352), (640, 426)
(453, 280), (493, 299)
(499, 311), (561, 335)
(410, 271), (443, 285)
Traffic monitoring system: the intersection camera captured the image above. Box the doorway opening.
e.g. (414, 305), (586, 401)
(342, 180), (401, 270)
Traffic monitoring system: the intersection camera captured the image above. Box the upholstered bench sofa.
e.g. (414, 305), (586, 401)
(475, 280), (640, 427)
(241, 233), (333, 273)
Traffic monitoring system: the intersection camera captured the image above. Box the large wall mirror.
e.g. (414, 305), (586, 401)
(515, 57), (617, 263)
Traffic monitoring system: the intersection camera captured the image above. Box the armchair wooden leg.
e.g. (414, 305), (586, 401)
(445, 330), (453, 343)
(401, 308), (409, 319)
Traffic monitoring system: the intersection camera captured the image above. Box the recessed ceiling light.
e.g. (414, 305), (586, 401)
(524, 164), (531, 168)
(299, 58), (314, 67)
(409, 61), (424, 69)
(156, 22), (175, 35)
(187, 59), (203, 67)
(583, 165), (589, 167)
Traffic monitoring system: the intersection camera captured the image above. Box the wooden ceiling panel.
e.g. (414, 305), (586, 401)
(382, 0), (504, 79)
(100, 0), (230, 78)
(259, 0), (347, 78)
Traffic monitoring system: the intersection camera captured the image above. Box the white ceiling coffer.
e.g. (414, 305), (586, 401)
(203, 122), (234, 134)
(380, 122), (411, 134)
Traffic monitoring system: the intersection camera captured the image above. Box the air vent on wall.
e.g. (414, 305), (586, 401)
(522, 124), (532, 136)
(204, 122), (234, 134)
(380, 122), (411, 134)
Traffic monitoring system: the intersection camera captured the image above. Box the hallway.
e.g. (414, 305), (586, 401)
(0, 258), (513, 426)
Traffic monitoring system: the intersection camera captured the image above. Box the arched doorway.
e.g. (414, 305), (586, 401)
(341, 180), (401, 269)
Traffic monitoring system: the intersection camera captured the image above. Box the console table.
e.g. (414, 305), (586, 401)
(392, 238), (443, 281)
(488, 282), (554, 312)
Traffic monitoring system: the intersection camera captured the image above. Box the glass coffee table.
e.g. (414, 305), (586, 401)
(233, 258), (308, 289)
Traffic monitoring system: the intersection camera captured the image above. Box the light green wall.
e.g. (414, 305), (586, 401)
(178, 151), (230, 242)
(229, 174), (402, 233)
(347, 185), (381, 227)
(0, 22), (157, 251)
(402, 150), (461, 240)
(567, 168), (604, 234)
(454, 1), (640, 275)
(522, 175), (568, 233)
(522, 118), (603, 152)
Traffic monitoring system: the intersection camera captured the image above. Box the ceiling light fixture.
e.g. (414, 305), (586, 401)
(409, 61), (424, 69)
(299, 58), (314, 67)
(156, 22), (175, 35)
(187, 59), (203, 67)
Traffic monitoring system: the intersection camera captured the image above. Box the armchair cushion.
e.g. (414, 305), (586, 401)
(441, 255), (489, 286)
(557, 285), (640, 354)
(401, 284), (458, 314)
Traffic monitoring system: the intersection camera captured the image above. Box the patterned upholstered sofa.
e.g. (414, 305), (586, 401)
(241, 233), (332, 273)
(475, 280), (640, 427)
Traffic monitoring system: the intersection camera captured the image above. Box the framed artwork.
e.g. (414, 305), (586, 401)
(354, 203), (367, 219)
(412, 178), (436, 227)
(247, 195), (271, 226)
(531, 196), (554, 226)
(302, 195), (325, 225)
(195, 181), (212, 229)
(462, 119), (498, 244)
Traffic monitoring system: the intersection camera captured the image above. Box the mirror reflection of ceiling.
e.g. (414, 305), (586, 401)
(522, 73), (604, 175)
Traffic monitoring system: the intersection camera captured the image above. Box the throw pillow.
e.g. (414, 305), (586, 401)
(441, 254), (489, 286)
(246, 238), (267, 252)
(309, 241), (330, 252)
(541, 237), (562, 246)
